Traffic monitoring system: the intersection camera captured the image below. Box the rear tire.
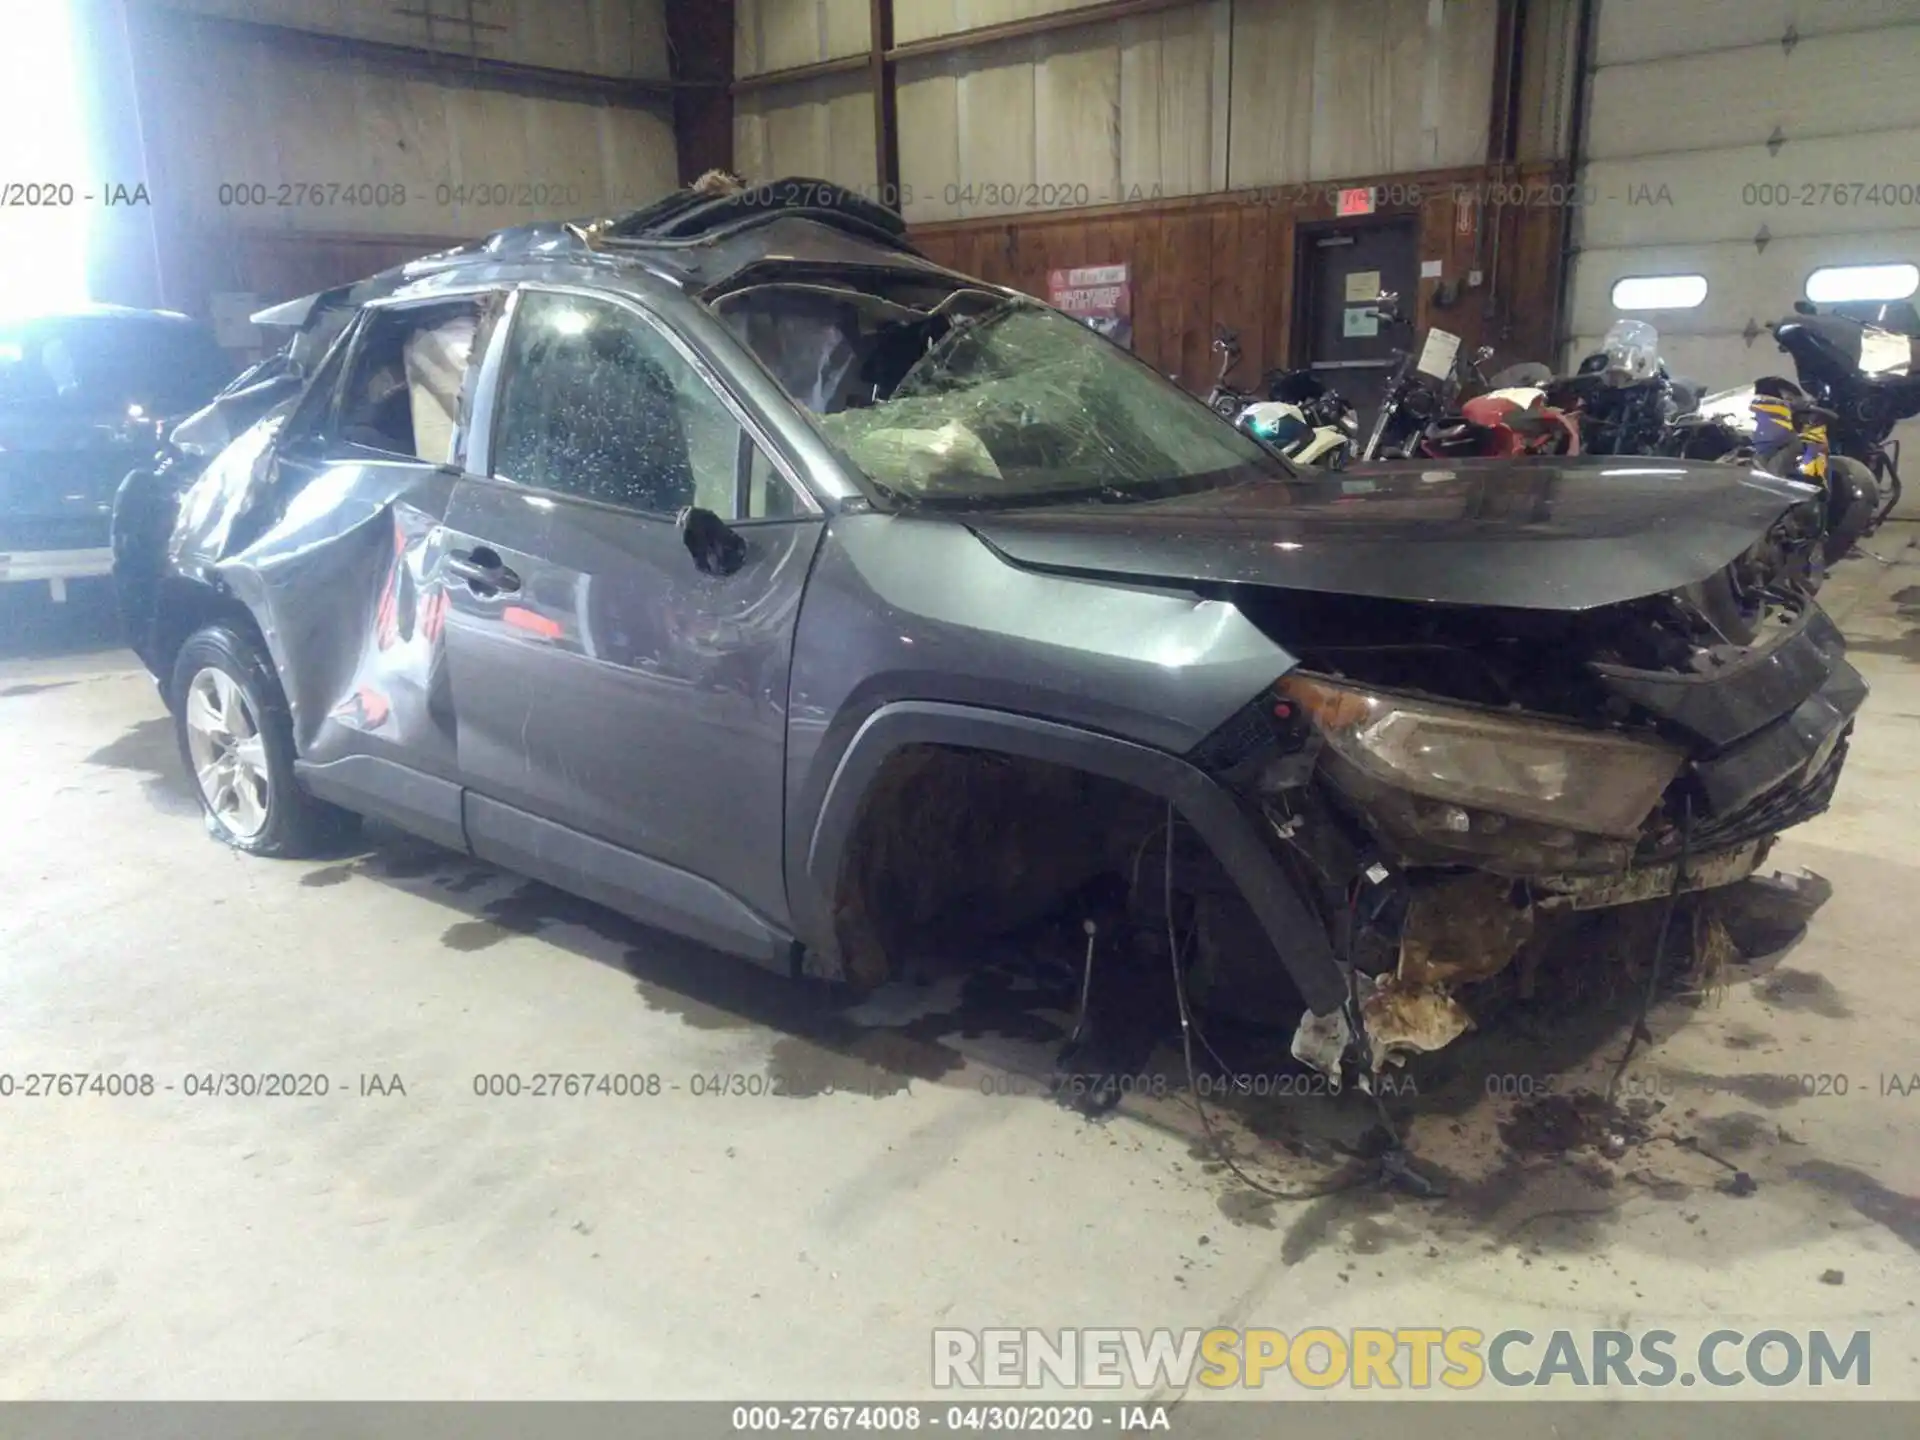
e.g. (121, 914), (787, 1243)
(169, 623), (357, 857)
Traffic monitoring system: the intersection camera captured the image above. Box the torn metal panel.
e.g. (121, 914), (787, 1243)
(963, 461), (1821, 613)
(219, 467), (463, 775)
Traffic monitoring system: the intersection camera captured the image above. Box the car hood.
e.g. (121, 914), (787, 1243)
(963, 458), (1816, 612)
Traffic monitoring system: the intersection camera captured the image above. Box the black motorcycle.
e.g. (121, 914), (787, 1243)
(1769, 299), (1920, 525)
(1550, 357), (1701, 456)
(1356, 293), (1493, 461)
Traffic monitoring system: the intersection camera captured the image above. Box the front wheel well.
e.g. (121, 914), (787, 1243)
(148, 579), (266, 710)
(825, 743), (1310, 1026)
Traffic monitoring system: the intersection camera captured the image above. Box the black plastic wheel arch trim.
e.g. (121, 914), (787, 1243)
(799, 701), (1346, 1014)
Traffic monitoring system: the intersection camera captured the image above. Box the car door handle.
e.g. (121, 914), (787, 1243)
(446, 548), (520, 595)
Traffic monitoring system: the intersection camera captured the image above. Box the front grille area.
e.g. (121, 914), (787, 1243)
(1690, 737), (1849, 853)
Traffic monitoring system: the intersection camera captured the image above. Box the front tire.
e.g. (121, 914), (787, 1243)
(170, 623), (356, 857)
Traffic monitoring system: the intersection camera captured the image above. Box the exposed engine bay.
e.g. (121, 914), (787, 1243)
(1205, 556), (1863, 1082)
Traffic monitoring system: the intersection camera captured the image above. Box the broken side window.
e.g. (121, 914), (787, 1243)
(334, 299), (483, 463)
(489, 290), (742, 518)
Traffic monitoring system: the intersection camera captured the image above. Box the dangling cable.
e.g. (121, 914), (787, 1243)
(1607, 795), (1694, 1107)
(1162, 802), (1373, 1202)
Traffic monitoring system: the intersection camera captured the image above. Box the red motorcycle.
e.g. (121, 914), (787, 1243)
(1420, 369), (1582, 458)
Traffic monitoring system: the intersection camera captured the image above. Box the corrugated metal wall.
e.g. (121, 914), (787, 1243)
(733, 0), (877, 189)
(1567, 0), (1920, 384)
(142, 25), (678, 242)
(87, 0), (682, 332)
(733, 0), (1507, 220)
(1564, 0), (1920, 515)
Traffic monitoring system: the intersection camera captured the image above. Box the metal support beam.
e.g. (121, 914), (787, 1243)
(666, 0), (736, 183)
(731, 53), (868, 96)
(1488, 0), (1527, 165)
(1550, 0), (1599, 359)
(871, 0), (899, 199)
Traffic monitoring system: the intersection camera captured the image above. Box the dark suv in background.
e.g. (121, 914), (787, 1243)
(0, 305), (231, 601)
(114, 179), (1863, 1088)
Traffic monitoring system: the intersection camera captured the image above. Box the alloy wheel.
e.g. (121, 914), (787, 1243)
(183, 666), (271, 839)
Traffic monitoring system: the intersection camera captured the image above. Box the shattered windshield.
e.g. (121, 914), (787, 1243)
(717, 283), (1290, 506)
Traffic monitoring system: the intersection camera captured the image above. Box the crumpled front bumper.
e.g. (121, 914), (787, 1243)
(1287, 603), (1865, 1080)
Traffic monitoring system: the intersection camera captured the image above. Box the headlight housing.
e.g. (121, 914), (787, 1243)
(1279, 674), (1682, 839)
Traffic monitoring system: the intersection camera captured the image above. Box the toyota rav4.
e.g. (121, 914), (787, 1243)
(114, 179), (1864, 1083)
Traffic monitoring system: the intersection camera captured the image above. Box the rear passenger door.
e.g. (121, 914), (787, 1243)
(247, 294), (490, 854)
(441, 287), (824, 953)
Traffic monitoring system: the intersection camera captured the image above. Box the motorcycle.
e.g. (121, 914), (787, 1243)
(1550, 319), (1701, 457)
(1356, 293), (1478, 460)
(1662, 374), (1877, 568)
(1767, 299), (1919, 525)
(1359, 294), (1577, 459)
(1206, 327), (1256, 419)
(1237, 370), (1358, 469)
(1207, 327), (1358, 468)
(1430, 387), (1582, 457)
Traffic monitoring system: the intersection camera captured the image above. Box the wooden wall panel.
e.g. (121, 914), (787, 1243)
(909, 161), (1571, 391)
(956, 39), (1041, 217)
(1035, 31), (1123, 200)
(1118, 4), (1226, 199)
(1226, 0), (1315, 188)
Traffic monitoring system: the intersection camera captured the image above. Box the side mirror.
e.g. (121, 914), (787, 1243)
(1794, 300), (1816, 315)
(678, 505), (747, 576)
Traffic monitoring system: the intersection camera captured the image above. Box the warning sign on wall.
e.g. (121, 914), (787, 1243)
(1048, 263), (1133, 350)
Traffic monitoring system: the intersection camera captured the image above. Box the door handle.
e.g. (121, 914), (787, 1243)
(446, 547), (521, 595)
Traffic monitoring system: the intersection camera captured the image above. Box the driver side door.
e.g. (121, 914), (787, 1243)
(441, 286), (824, 963)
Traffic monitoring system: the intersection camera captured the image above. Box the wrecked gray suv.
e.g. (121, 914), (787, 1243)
(116, 179), (1864, 1086)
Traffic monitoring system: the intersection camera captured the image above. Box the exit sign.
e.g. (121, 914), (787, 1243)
(1336, 186), (1377, 217)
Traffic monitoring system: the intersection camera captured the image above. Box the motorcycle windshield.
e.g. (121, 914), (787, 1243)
(1860, 326), (1915, 376)
(1601, 318), (1660, 385)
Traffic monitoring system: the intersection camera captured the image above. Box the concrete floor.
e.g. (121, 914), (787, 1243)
(2, 538), (1918, 1407)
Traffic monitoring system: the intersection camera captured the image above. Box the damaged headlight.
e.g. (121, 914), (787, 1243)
(1278, 674), (1683, 839)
